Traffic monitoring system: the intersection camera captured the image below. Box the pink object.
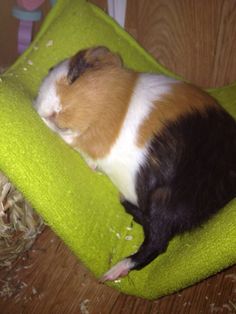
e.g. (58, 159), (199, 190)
(99, 258), (133, 282)
(17, 0), (45, 11)
(17, 20), (33, 54)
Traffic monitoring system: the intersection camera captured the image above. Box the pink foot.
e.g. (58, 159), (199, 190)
(90, 164), (97, 171)
(100, 258), (134, 282)
(88, 161), (97, 171)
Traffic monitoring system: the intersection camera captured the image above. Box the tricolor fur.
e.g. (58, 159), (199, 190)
(35, 46), (236, 281)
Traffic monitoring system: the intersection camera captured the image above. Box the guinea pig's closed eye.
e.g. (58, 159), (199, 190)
(51, 107), (81, 136)
(51, 113), (81, 144)
(43, 113), (79, 146)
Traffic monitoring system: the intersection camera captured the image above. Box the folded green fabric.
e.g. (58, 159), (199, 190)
(0, 0), (235, 299)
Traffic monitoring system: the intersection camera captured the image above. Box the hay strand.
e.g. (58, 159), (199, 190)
(0, 172), (44, 268)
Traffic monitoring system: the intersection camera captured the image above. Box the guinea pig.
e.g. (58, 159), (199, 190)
(34, 46), (236, 282)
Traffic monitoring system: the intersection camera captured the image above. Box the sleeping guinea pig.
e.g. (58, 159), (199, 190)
(34, 46), (236, 282)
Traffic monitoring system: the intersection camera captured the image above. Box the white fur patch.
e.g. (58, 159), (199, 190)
(34, 59), (69, 118)
(34, 59), (81, 142)
(97, 74), (177, 205)
(58, 129), (80, 144)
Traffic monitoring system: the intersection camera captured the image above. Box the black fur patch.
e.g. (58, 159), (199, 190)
(67, 51), (93, 84)
(124, 106), (236, 270)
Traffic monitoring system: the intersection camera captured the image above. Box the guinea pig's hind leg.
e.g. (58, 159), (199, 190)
(127, 215), (174, 272)
(100, 198), (175, 282)
(121, 199), (144, 225)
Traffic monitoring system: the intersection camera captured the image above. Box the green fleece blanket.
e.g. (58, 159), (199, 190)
(0, 0), (235, 299)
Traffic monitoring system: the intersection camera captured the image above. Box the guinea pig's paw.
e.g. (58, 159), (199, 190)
(87, 160), (98, 171)
(99, 258), (134, 282)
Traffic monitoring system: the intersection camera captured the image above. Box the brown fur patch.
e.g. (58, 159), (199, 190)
(137, 82), (218, 147)
(55, 67), (138, 159)
(84, 46), (122, 68)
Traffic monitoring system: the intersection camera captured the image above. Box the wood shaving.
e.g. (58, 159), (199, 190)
(46, 40), (54, 47)
(32, 287), (37, 295)
(210, 303), (223, 313)
(80, 299), (90, 314)
(0, 276), (28, 301)
(229, 300), (236, 311)
(222, 304), (232, 311)
(126, 226), (132, 231)
(225, 274), (236, 282)
(116, 233), (121, 239)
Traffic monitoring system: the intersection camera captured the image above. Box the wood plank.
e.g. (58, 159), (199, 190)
(125, 0), (236, 88)
(1, 0), (236, 88)
(0, 227), (235, 313)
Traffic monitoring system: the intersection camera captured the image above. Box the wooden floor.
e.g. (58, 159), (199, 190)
(0, 226), (235, 314)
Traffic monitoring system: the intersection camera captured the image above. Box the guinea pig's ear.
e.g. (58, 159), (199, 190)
(67, 50), (92, 84)
(86, 46), (123, 68)
(67, 46), (123, 84)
